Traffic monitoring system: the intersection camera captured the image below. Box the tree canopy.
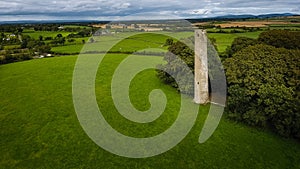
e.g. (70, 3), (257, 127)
(258, 30), (300, 50)
(224, 44), (300, 139)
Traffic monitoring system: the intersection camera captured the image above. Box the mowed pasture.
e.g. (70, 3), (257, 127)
(50, 30), (261, 55)
(22, 29), (75, 39)
(1, 53), (300, 168)
(52, 32), (190, 54)
(207, 31), (263, 53)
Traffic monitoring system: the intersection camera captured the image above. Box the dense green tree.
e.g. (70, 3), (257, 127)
(258, 30), (300, 49)
(20, 35), (32, 49)
(3, 53), (32, 64)
(51, 37), (65, 45)
(0, 33), (5, 42)
(68, 39), (75, 43)
(36, 45), (51, 53)
(17, 27), (23, 33)
(157, 40), (194, 95)
(224, 44), (300, 139)
(45, 37), (53, 40)
(225, 37), (257, 57)
(164, 38), (174, 46)
(56, 34), (63, 38)
(39, 35), (43, 41)
(20, 40), (28, 49)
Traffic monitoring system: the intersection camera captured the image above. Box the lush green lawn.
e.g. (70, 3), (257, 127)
(22, 30), (75, 40)
(51, 44), (84, 53)
(50, 31), (263, 55)
(52, 33), (172, 54)
(207, 31), (263, 53)
(0, 55), (300, 168)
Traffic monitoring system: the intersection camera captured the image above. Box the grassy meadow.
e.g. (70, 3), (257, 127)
(48, 31), (262, 54)
(1, 54), (300, 168)
(207, 31), (262, 53)
(22, 29), (76, 39)
(51, 32), (194, 54)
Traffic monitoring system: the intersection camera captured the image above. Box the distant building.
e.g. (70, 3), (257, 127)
(142, 28), (164, 32)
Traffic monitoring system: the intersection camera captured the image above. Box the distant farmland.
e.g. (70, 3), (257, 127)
(214, 21), (298, 28)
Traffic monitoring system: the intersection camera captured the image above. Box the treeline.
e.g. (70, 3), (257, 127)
(0, 25), (24, 33)
(197, 24), (264, 33)
(0, 53), (32, 64)
(157, 30), (300, 139)
(67, 29), (92, 38)
(0, 34), (52, 64)
(206, 27), (263, 33)
(0, 23), (94, 34)
(20, 35), (51, 52)
(33, 24), (92, 32)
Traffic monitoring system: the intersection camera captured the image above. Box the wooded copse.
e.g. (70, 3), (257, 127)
(158, 30), (300, 139)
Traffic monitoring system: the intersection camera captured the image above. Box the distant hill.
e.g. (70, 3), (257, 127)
(0, 13), (299, 25)
(214, 13), (298, 19)
(187, 13), (299, 23)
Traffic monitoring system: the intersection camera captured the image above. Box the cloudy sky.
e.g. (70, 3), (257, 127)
(0, 0), (299, 21)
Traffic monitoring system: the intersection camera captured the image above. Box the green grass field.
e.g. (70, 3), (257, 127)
(1, 54), (300, 168)
(207, 31), (263, 53)
(50, 31), (262, 55)
(22, 29), (76, 40)
(52, 32), (172, 54)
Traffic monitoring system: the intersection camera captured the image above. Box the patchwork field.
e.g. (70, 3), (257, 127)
(214, 21), (298, 28)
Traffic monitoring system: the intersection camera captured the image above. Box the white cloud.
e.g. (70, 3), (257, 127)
(0, 0), (298, 21)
